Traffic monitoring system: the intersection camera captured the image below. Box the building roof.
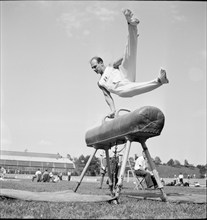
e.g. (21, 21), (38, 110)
(0, 150), (74, 166)
(1, 150), (65, 159)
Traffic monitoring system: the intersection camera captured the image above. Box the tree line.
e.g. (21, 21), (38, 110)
(67, 154), (207, 178)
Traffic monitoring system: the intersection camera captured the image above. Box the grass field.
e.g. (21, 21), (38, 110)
(0, 175), (206, 219)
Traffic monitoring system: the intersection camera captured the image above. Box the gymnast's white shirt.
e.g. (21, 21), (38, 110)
(98, 66), (129, 92)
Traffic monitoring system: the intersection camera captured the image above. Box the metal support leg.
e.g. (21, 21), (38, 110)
(115, 140), (132, 197)
(140, 140), (167, 201)
(105, 148), (114, 196)
(74, 148), (97, 192)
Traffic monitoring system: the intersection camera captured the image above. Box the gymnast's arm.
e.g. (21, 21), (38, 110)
(98, 83), (116, 118)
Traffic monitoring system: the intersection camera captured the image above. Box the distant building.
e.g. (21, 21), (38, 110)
(0, 150), (75, 175)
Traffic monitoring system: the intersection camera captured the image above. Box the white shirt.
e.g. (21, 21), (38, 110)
(35, 170), (41, 176)
(179, 174), (184, 179)
(134, 156), (147, 171)
(98, 66), (126, 92)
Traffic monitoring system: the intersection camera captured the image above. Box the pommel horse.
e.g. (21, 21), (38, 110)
(74, 106), (167, 203)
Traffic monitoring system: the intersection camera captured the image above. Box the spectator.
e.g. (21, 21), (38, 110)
(1, 167), (6, 176)
(110, 154), (120, 186)
(161, 178), (165, 186)
(42, 169), (50, 182)
(0, 167), (6, 179)
(173, 175), (177, 185)
(58, 172), (63, 181)
(67, 171), (72, 181)
(49, 171), (53, 182)
(32, 168), (42, 182)
(178, 172), (184, 185)
(183, 182), (189, 187)
(52, 175), (60, 183)
(194, 181), (200, 187)
(99, 166), (106, 189)
(134, 152), (158, 189)
(166, 181), (175, 186)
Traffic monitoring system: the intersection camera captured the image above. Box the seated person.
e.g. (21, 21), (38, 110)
(160, 178), (165, 186)
(134, 152), (158, 189)
(32, 168), (42, 182)
(52, 175), (60, 183)
(49, 172), (53, 181)
(42, 169), (50, 182)
(58, 172), (63, 181)
(183, 182), (189, 187)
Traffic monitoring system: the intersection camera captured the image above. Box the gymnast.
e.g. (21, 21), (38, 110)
(90, 9), (169, 118)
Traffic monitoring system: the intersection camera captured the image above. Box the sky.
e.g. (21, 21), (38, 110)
(1, 1), (206, 166)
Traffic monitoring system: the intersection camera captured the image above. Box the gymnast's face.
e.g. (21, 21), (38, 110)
(90, 59), (105, 75)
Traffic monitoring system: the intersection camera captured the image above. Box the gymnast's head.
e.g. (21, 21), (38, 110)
(90, 56), (106, 75)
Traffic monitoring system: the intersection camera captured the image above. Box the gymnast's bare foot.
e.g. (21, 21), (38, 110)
(122, 8), (140, 26)
(158, 69), (169, 84)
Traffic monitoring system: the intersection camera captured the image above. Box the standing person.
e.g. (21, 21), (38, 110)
(99, 166), (106, 189)
(134, 153), (158, 189)
(110, 154), (120, 187)
(67, 171), (72, 181)
(178, 172), (184, 185)
(90, 9), (169, 118)
(99, 150), (107, 189)
(173, 174), (177, 185)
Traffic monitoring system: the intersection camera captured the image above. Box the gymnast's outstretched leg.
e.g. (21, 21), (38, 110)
(114, 9), (169, 98)
(119, 9), (139, 82)
(115, 69), (169, 97)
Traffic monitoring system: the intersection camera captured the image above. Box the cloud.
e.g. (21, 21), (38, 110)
(83, 29), (90, 37)
(57, 11), (86, 37)
(57, 5), (118, 37)
(36, 1), (51, 7)
(170, 4), (187, 23)
(38, 139), (53, 146)
(86, 5), (118, 22)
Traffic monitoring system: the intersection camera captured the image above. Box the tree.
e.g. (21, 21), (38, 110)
(154, 156), (162, 165)
(197, 164), (207, 178)
(167, 159), (174, 166)
(174, 159), (181, 167)
(85, 155), (100, 176)
(73, 154), (100, 176)
(67, 154), (73, 161)
(56, 153), (62, 159)
(73, 155), (86, 175)
(184, 159), (189, 167)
